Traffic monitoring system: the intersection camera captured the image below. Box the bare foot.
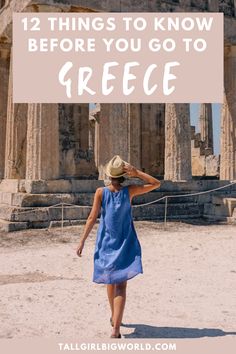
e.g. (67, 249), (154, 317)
(111, 327), (121, 338)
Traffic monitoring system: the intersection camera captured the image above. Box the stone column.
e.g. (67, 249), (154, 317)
(58, 104), (97, 178)
(207, 0), (219, 11)
(89, 116), (95, 151)
(91, 104), (101, 169)
(4, 52), (27, 179)
(189, 0), (207, 10)
(220, 46), (236, 180)
(141, 104), (165, 175)
(94, 118), (99, 169)
(97, 104), (141, 179)
(219, 0), (235, 16)
(0, 43), (10, 178)
(199, 103), (213, 154)
(128, 104), (142, 169)
(26, 104), (60, 180)
(164, 103), (192, 181)
(179, 0), (191, 7)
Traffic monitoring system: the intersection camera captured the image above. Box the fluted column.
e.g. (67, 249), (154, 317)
(89, 116), (95, 151)
(26, 104), (60, 180)
(58, 104), (96, 178)
(179, 0), (191, 7)
(4, 52), (27, 179)
(219, 0), (235, 16)
(164, 103), (192, 181)
(141, 104), (165, 175)
(0, 44), (10, 178)
(128, 104), (142, 169)
(207, 0), (219, 12)
(200, 103), (213, 153)
(97, 104), (141, 179)
(220, 46), (236, 180)
(92, 104), (100, 169)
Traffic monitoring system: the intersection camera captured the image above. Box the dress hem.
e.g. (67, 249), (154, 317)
(92, 270), (143, 285)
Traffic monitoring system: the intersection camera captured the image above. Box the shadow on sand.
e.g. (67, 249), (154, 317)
(121, 324), (236, 338)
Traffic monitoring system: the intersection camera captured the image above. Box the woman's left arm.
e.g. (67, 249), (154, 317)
(76, 187), (103, 257)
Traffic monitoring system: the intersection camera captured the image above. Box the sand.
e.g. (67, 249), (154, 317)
(0, 221), (236, 340)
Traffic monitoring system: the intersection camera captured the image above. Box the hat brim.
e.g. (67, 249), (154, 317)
(105, 171), (127, 178)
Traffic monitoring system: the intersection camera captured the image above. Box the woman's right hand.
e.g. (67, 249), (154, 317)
(76, 240), (85, 257)
(123, 163), (139, 178)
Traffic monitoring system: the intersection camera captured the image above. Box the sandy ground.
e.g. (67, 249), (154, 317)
(0, 221), (236, 340)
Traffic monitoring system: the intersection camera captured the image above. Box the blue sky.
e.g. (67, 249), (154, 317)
(90, 103), (221, 155)
(190, 103), (221, 155)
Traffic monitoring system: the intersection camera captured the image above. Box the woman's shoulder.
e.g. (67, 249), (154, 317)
(95, 186), (106, 198)
(96, 186), (105, 191)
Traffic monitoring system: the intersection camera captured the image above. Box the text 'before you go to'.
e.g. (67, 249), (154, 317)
(28, 37), (207, 53)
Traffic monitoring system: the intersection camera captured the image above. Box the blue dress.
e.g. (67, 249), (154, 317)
(93, 186), (143, 284)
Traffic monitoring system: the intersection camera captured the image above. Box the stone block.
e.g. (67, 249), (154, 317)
(223, 198), (236, 216)
(192, 155), (205, 176)
(132, 202), (202, 220)
(0, 179), (19, 193)
(24, 179), (104, 194)
(0, 219), (28, 232)
(206, 155), (220, 176)
(204, 196), (236, 217)
(0, 191), (13, 204)
(48, 205), (91, 221)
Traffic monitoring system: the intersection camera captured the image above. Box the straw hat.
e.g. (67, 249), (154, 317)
(104, 155), (128, 178)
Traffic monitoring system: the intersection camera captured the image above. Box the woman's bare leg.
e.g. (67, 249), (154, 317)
(111, 280), (127, 336)
(107, 284), (116, 322)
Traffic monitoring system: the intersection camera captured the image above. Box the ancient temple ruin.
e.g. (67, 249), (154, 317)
(0, 0), (236, 231)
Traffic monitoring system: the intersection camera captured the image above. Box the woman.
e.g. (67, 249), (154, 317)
(76, 155), (161, 338)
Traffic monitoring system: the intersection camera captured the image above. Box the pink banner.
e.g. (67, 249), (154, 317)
(13, 13), (223, 103)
